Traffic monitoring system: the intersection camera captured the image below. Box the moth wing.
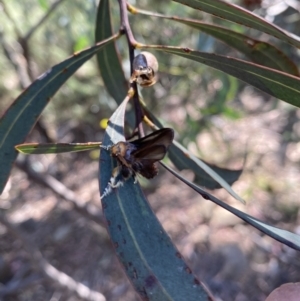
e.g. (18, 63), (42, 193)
(131, 128), (174, 149)
(124, 128), (174, 179)
(138, 162), (158, 179)
(132, 160), (159, 179)
(131, 145), (166, 179)
(133, 145), (167, 161)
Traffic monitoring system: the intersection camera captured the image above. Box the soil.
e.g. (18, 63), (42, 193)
(1, 95), (300, 301)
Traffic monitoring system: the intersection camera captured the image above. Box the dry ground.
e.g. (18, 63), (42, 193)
(1, 93), (300, 301)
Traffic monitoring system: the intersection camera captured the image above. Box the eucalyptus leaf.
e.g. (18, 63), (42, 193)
(95, 0), (128, 105)
(144, 108), (244, 201)
(99, 99), (212, 301)
(129, 5), (299, 75)
(15, 142), (101, 154)
(173, 0), (300, 48)
(0, 34), (118, 194)
(148, 47), (300, 107)
(95, 0), (136, 127)
(175, 20), (299, 76)
(168, 144), (242, 189)
(162, 162), (300, 251)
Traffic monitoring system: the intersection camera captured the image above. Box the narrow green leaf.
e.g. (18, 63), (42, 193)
(173, 0), (300, 48)
(99, 101), (211, 300)
(168, 144), (242, 189)
(178, 21), (299, 76)
(0, 34), (118, 194)
(144, 109), (244, 201)
(145, 46), (300, 107)
(172, 141), (244, 203)
(95, 0), (128, 105)
(15, 142), (101, 154)
(129, 5), (299, 76)
(162, 162), (300, 251)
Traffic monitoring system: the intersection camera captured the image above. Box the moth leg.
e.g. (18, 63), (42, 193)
(109, 166), (124, 188)
(109, 179), (124, 189)
(129, 70), (139, 83)
(100, 166), (122, 200)
(120, 165), (137, 184)
(100, 184), (112, 200)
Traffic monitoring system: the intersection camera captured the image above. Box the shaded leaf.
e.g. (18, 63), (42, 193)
(177, 20), (299, 76)
(168, 144), (242, 189)
(95, 0), (128, 105)
(0, 34), (119, 194)
(129, 5), (299, 76)
(99, 100), (212, 301)
(173, 0), (300, 48)
(15, 142), (101, 154)
(144, 109), (244, 201)
(162, 162), (300, 251)
(171, 140), (244, 203)
(147, 46), (300, 107)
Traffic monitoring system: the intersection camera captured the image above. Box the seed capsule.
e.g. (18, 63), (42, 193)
(130, 51), (159, 87)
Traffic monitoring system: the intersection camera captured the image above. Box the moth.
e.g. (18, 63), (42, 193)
(100, 128), (174, 199)
(130, 52), (159, 87)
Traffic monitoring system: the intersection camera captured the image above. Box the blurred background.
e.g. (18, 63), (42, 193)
(1, 0), (300, 300)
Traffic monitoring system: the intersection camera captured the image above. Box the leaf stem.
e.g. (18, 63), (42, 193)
(118, 0), (144, 137)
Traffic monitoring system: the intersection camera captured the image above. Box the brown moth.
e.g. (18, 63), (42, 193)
(100, 128), (174, 199)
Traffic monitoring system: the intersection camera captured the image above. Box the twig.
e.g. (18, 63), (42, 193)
(16, 159), (105, 226)
(0, 22), (55, 142)
(0, 0), (23, 38)
(1, 34), (56, 142)
(0, 273), (43, 298)
(0, 214), (106, 301)
(0, 34), (31, 88)
(24, 0), (68, 41)
(118, 0), (144, 137)
(118, 0), (137, 49)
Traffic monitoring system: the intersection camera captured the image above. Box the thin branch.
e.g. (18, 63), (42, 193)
(133, 91), (145, 138)
(1, 2), (56, 141)
(16, 159), (105, 226)
(0, 31), (57, 142)
(13, 0), (67, 81)
(0, 0), (23, 38)
(24, 0), (68, 41)
(118, 0), (137, 51)
(118, 0), (145, 137)
(0, 214), (106, 301)
(0, 274), (43, 298)
(0, 34), (31, 88)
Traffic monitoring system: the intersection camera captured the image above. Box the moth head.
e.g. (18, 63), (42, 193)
(110, 142), (128, 158)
